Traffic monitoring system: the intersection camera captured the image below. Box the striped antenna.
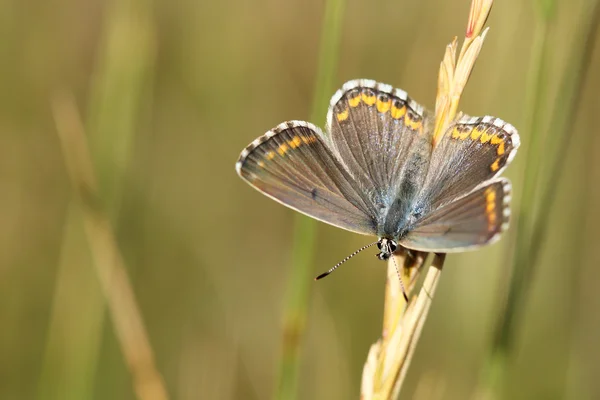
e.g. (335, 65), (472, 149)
(391, 254), (409, 302)
(314, 241), (379, 281)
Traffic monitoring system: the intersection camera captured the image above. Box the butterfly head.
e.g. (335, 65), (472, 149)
(376, 238), (398, 261)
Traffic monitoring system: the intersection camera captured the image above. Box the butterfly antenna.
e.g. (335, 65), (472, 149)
(314, 241), (379, 281)
(391, 254), (409, 302)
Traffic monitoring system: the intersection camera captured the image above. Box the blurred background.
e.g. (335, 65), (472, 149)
(2, 0), (600, 398)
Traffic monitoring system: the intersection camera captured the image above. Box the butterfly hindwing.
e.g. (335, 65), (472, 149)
(400, 178), (511, 252)
(236, 121), (378, 235)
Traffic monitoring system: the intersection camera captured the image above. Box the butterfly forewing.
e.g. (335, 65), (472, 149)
(416, 115), (520, 211)
(401, 178), (511, 252)
(236, 121), (378, 235)
(325, 80), (435, 203)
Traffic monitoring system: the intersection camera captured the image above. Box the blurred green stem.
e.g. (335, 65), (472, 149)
(487, 0), (600, 394)
(491, 8), (552, 358)
(38, 0), (155, 398)
(276, 0), (346, 398)
(51, 92), (168, 400)
(484, 2), (553, 394)
(529, 0), (600, 267)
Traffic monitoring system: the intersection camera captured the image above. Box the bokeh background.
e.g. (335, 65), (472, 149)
(2, 0), (600, 399)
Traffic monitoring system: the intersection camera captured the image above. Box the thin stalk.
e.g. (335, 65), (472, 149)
(562, 87), (597, 400)
(490, 1), (600, 391)
(486, 0), (600, 395)
(530, 0), (600, 267)
(276, 0), (346, 398)
(391, 254), (446, 399)
(490, 9), (552, 357)
(37, 206), (106, 400)
(481, 4), (554, 395)
(490, 0), (599, 365)
(52, 93), (168, 400)
(86, 0), (156, 213)
(360, 252), (446, 400)
(38, 0), (154, 398)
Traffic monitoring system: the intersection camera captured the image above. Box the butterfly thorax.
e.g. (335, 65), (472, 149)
(376, 135), (431, 240)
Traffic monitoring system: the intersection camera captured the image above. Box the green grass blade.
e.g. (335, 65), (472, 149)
(492, 14), (552, 356)
(482, 2), (554, 396)
(485, 0), (600, 396)
(276, 0), (347, 398)
(529, 0), (600, 268)
(38, 1), (155, 398)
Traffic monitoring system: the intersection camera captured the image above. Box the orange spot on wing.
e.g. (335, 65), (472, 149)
(404, 113), (422, 130)
(470, 127), (484, 140)
(484, 187), (497, 231)
(301, 135), (317, 145)
(497, 142), (505, 155)
(459, 127), (472, 140)
(490, 159), (500, 172)
(391, 105), (406, 119)
(452, 126), (461, 139)
(292, 136), (302, 147)
(480, 130), (493, 143)
(362, 93), (376, 106)
(376, 98), (391, 113)
(490, 135), (503, 145)
(336, 108), (349, 122)
(266, 151), (275, 160)
(348, 95), (361, 108)
(277, 143), (289, 156)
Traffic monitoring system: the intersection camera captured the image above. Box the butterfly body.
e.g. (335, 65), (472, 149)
(236, 79), (519, 256)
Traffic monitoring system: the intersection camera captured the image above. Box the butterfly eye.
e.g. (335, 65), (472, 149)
(377, 241), (383, 250)
(389, 241), (398, 253)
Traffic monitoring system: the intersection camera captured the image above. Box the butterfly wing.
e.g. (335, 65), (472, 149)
(400, 178), (511, 252)
(416, 115), (520, 211)
(236, 121), (378, 235)
(325, 80), (435, 204)
(401, 116), (519, 252)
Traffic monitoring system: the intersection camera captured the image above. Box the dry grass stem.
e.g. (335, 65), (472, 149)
(53, 92), (169, 400)
(361, 253), (445, 399)
(361, 0), (494, 397)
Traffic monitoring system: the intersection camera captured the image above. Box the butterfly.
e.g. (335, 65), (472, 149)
(236, 79), (519, 281)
